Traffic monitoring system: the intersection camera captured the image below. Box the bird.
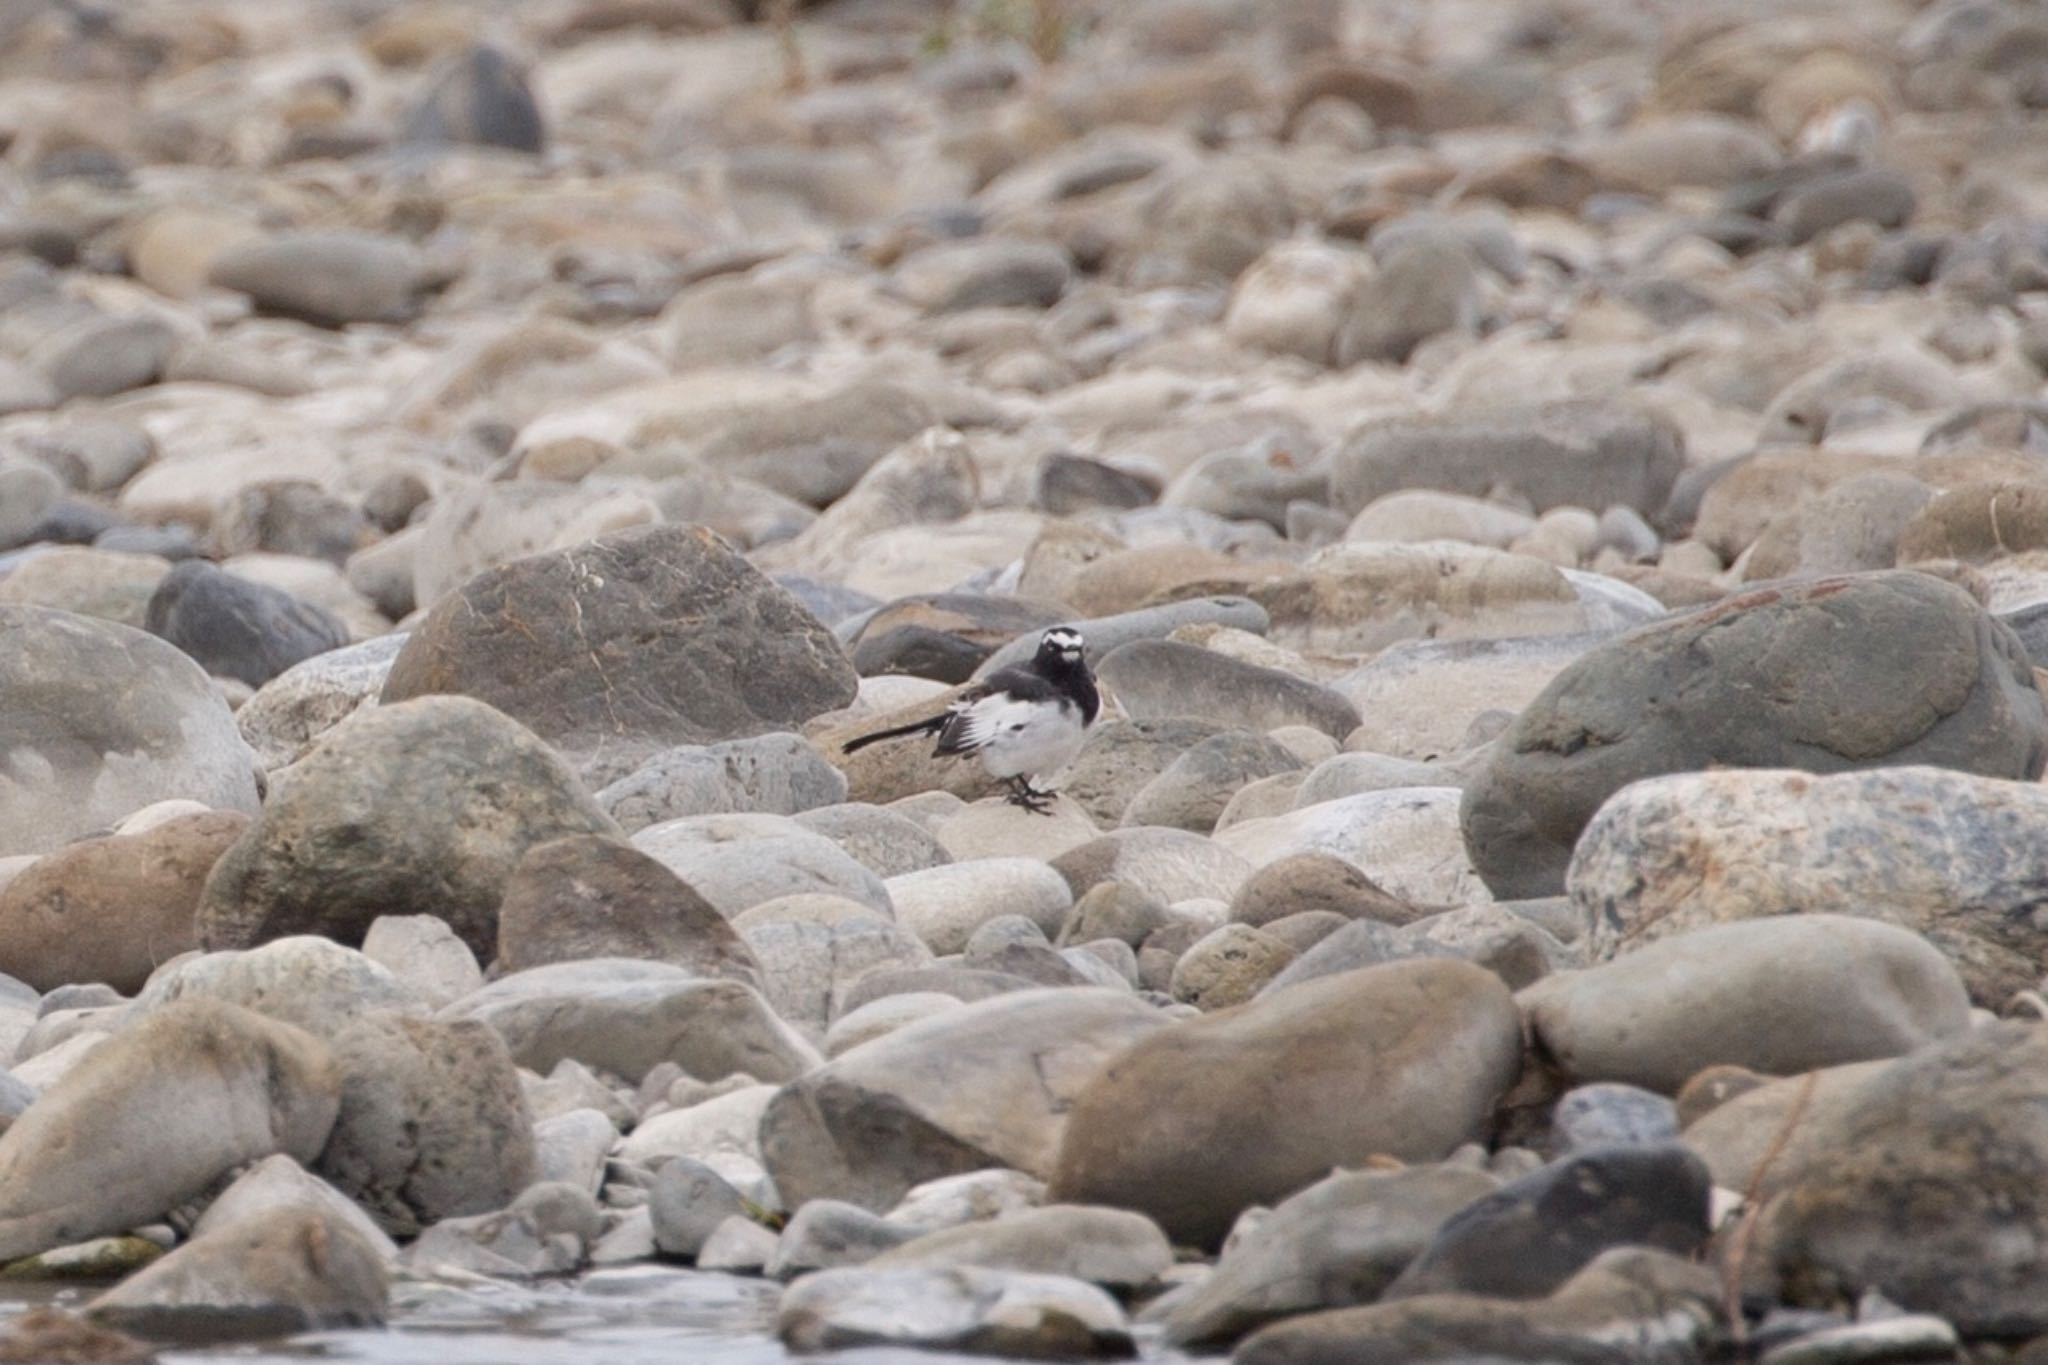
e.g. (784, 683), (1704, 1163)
(841, 626), (1099, 815)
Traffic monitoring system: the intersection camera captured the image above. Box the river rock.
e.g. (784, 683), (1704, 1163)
(1251, 543), (1610, 656)
(972, 598), (1272, 679)
(1216, 789), (1491, 908)
(1548, 1085), (1680, 1156)
(1331, 633), (1606, 762)
(1229, 853), (1427, 928)
(777, 1265), (1135, 1359)
(86, 1206), (387, 1342)
(1571, 765), (2048, 1006)
(1748, 1022), (2048, 1335)
(768, 1200), (921, 1279)
(760, 988), (1169, 1212)
(1334, 238), (1482, 366)
(799, 803), (956, 877)
(1051, 958), (1522, 1247)
(894, 239), (1072, 313)
(697, 1215), (778, 1273)
(868, 1204), (1172, 1291)
(649, 1157), (748, 1260)
(0, 606), (261, 856)
(207, 231), (431, 328)
(441, 959), (819, 1084)
(0, 546), (168, 627)
(1121, 731), (1302, 835)
(735, 898), (933, 1041)
(1520, 916), (1971, 1093)
(1383, 1144), (1711, 1300)
(696, 381), (938, 508)
(233, 634), (406, 771)
(192, 1155), (397, 1263)
(0, 462), (61, 547)
(1464, 571), (2048, 898)
(1328, 402), (1685, 519)
(360, 914), (483, 1009)
(1095, 640), (1361, 741)
(195, 696), (619, 958)
(402, 44), (544, 153)
(1053, 827), (1255, 906)
(1052, 718), (1235, 828)
(632, 811), (892, 918)
(1897, 480), (2048, 565)
(1169, 924), (1297, 1009)
(407, 479), (659, 611)
(493, 834), (763, 985)
(593, 734), (848, 832)
(404, 1182), (600, 1278)
(1235, 1246), (1720, 1365)
(0, 999), (338, 1261)
(887, 859), (1073, 956)
(382, 525), (856, 782)
(930, 796), (1102, 862)
(0, 811), (246, 992)
(133, 936), (422, 1037)
(884, 1169), (1047, 1233)
(1163, 1164), (1501, 1348)
(314, 1010), (537, 1236)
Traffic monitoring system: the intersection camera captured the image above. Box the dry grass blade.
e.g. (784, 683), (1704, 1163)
(1720, 1068), (1821, 1347)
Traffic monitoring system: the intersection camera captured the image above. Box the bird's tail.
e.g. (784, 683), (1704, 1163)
(842, 714), (945, 754)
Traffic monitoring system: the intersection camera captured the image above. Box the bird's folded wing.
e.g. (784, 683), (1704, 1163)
(934, 692), (1039, 756)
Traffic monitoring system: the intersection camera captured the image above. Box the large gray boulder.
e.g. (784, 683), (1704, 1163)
(1462, 572), (2048, 898)
(383, 525), (857, 783)
(195, 696), (619, 959)
(0, 606), (261, 856)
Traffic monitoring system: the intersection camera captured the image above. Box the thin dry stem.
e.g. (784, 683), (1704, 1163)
(1721, 1069), (1820, 1346)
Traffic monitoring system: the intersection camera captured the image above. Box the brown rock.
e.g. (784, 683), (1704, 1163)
(1052, 958), (1523, 1247)
(0, 812), (248, 993)
(494, 834), (763, 985)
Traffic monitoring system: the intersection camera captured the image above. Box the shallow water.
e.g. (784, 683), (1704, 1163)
(7, 1267), (1221, 1365)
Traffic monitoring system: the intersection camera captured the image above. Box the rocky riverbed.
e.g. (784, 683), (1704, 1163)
(3, 0), (2048, 1360)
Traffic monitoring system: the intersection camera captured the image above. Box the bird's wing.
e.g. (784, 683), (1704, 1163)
(933, 691), (1043, 757)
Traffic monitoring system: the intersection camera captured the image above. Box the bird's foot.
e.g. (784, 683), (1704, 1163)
(1004, 779), (1056, 816)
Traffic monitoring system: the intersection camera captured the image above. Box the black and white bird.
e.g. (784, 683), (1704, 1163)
(842, 626), (1099, 814)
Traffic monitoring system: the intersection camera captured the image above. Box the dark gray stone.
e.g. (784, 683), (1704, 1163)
(1548, 1084), (1679, 1157)
(1383, 1143), (1712, 1301)
(401, 44), (545, 154)
(144, 560), (350, 688)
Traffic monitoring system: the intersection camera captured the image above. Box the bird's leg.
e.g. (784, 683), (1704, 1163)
(1004, 777), (1056, 816)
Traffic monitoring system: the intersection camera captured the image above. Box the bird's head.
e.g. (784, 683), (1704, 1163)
(1040, 626), (1086, 666)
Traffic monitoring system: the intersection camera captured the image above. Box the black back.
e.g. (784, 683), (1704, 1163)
(980, 633), (1099, 724)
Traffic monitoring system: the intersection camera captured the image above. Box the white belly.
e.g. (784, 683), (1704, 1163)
(974, 701), (1087, 780)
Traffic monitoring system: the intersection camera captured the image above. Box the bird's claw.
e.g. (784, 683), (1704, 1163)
(1004, 780), (1056, 816)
